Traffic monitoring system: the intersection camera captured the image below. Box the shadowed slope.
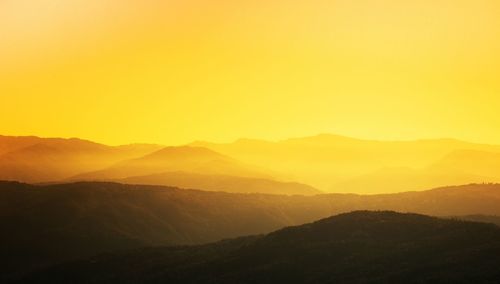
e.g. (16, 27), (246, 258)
(24, 211), (500, 284)
(2, 181), (500, 281)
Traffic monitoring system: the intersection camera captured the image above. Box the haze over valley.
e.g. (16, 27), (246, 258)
(2, 134), (500, 195)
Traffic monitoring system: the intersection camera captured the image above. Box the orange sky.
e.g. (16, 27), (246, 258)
(1, 0), (500, 145)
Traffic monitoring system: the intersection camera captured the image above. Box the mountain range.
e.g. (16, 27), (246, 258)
(3, 134), (500, 194)
(2, 133), (500, 282)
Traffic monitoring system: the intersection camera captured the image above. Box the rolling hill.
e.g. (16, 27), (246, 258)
(22, 211), (500, 284)
(2, 181), (500, 281)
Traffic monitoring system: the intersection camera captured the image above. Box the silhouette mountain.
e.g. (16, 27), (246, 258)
(23, 211), (500, 284)
(0, 136), (162, 182)
(117, 171), (321, 195)
(71, 146), (271, 181)
(0, 136), (302, 195)
(2, 181), (500, 281)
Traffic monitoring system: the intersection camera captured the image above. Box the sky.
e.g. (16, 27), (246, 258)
(1, 0), (499, 145)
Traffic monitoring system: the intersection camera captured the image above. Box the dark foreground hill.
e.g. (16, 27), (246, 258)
(23, 211), (500, 284)
(2, 181), (500, 281)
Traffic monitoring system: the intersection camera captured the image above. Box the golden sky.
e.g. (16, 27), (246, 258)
(1, 0), (499, 145)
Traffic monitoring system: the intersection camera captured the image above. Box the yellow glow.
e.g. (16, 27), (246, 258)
(1, 0), (500, 145)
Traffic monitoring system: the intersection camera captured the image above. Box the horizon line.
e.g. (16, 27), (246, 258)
(1, 132), (498, 148)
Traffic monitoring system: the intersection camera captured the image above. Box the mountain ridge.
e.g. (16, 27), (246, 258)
(116, 171), (321, 195)
(71, 145), (272, 181)
(0, 136), (163, 183)
(4, 134), (500, 194)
